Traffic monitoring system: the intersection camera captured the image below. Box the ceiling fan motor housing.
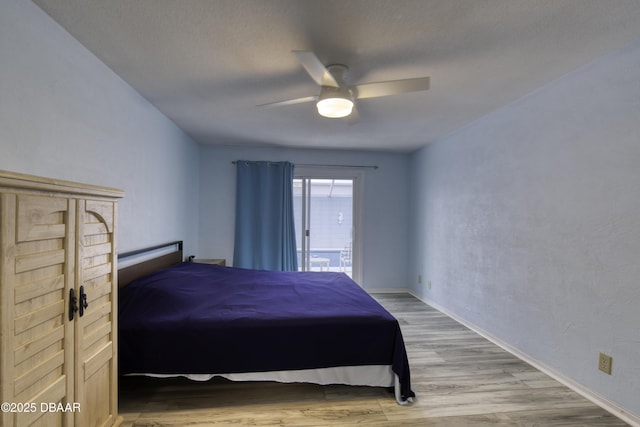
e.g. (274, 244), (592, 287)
(322, 65), (353, 98)
(315, 64), (354, 118)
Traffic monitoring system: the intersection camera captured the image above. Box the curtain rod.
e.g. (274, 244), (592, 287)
(231, 161), (378, 170)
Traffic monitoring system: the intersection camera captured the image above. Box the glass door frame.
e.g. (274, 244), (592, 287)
(294, 167), (364, 285)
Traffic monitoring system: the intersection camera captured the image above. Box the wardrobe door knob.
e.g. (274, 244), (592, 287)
(79, 286), (89, 317)
(69, 288), (78, 321)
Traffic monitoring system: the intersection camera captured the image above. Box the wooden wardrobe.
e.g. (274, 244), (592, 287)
(0, 170), (124, 427)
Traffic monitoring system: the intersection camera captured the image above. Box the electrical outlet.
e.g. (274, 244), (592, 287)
(598, 352), (612, 375)
(427, 280), (432, 289)
(418, 275), (422, 284)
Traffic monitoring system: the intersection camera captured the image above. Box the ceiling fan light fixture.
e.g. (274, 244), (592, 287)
(316, 97), (353, 118)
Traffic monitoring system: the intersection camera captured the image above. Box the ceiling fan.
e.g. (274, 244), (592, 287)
(260, 51), (430, 119)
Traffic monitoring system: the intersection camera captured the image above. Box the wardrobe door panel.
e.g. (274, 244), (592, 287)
(1, 194), (75, 427)
(75, 200), (118, 427)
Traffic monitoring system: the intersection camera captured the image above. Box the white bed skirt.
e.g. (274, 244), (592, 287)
(129, 365), (412, 405)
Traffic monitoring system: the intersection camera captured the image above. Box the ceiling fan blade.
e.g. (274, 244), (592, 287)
(258, 95), (318, 107)
(353, 76), (430, 99)
(292, 51), (340, 88)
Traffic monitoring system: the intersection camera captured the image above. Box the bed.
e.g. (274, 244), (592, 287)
(117, 241), (415, 404)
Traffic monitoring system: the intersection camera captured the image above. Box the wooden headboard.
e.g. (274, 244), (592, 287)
(118, 240), (183, 287)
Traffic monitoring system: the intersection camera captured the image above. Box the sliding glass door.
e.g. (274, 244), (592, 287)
(293, 168), (363, 284)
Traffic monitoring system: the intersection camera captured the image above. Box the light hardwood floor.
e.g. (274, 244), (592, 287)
(119, 293), (627, 426)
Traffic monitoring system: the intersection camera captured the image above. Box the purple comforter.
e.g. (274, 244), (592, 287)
(119, 262), (414, 400)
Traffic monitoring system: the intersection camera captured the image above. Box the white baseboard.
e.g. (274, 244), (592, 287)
(403, 291), (639, 427)
(367, 287), (414, 294)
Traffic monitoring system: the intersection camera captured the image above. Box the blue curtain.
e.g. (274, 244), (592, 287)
(233, 161), (298, 271)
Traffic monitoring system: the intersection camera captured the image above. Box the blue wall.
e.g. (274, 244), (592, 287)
(409, 38), (640, 418)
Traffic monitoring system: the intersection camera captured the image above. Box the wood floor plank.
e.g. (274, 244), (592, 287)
(119, 293), (628, 426)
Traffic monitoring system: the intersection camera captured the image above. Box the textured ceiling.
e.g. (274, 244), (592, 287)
(33, 0), (640, 152)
